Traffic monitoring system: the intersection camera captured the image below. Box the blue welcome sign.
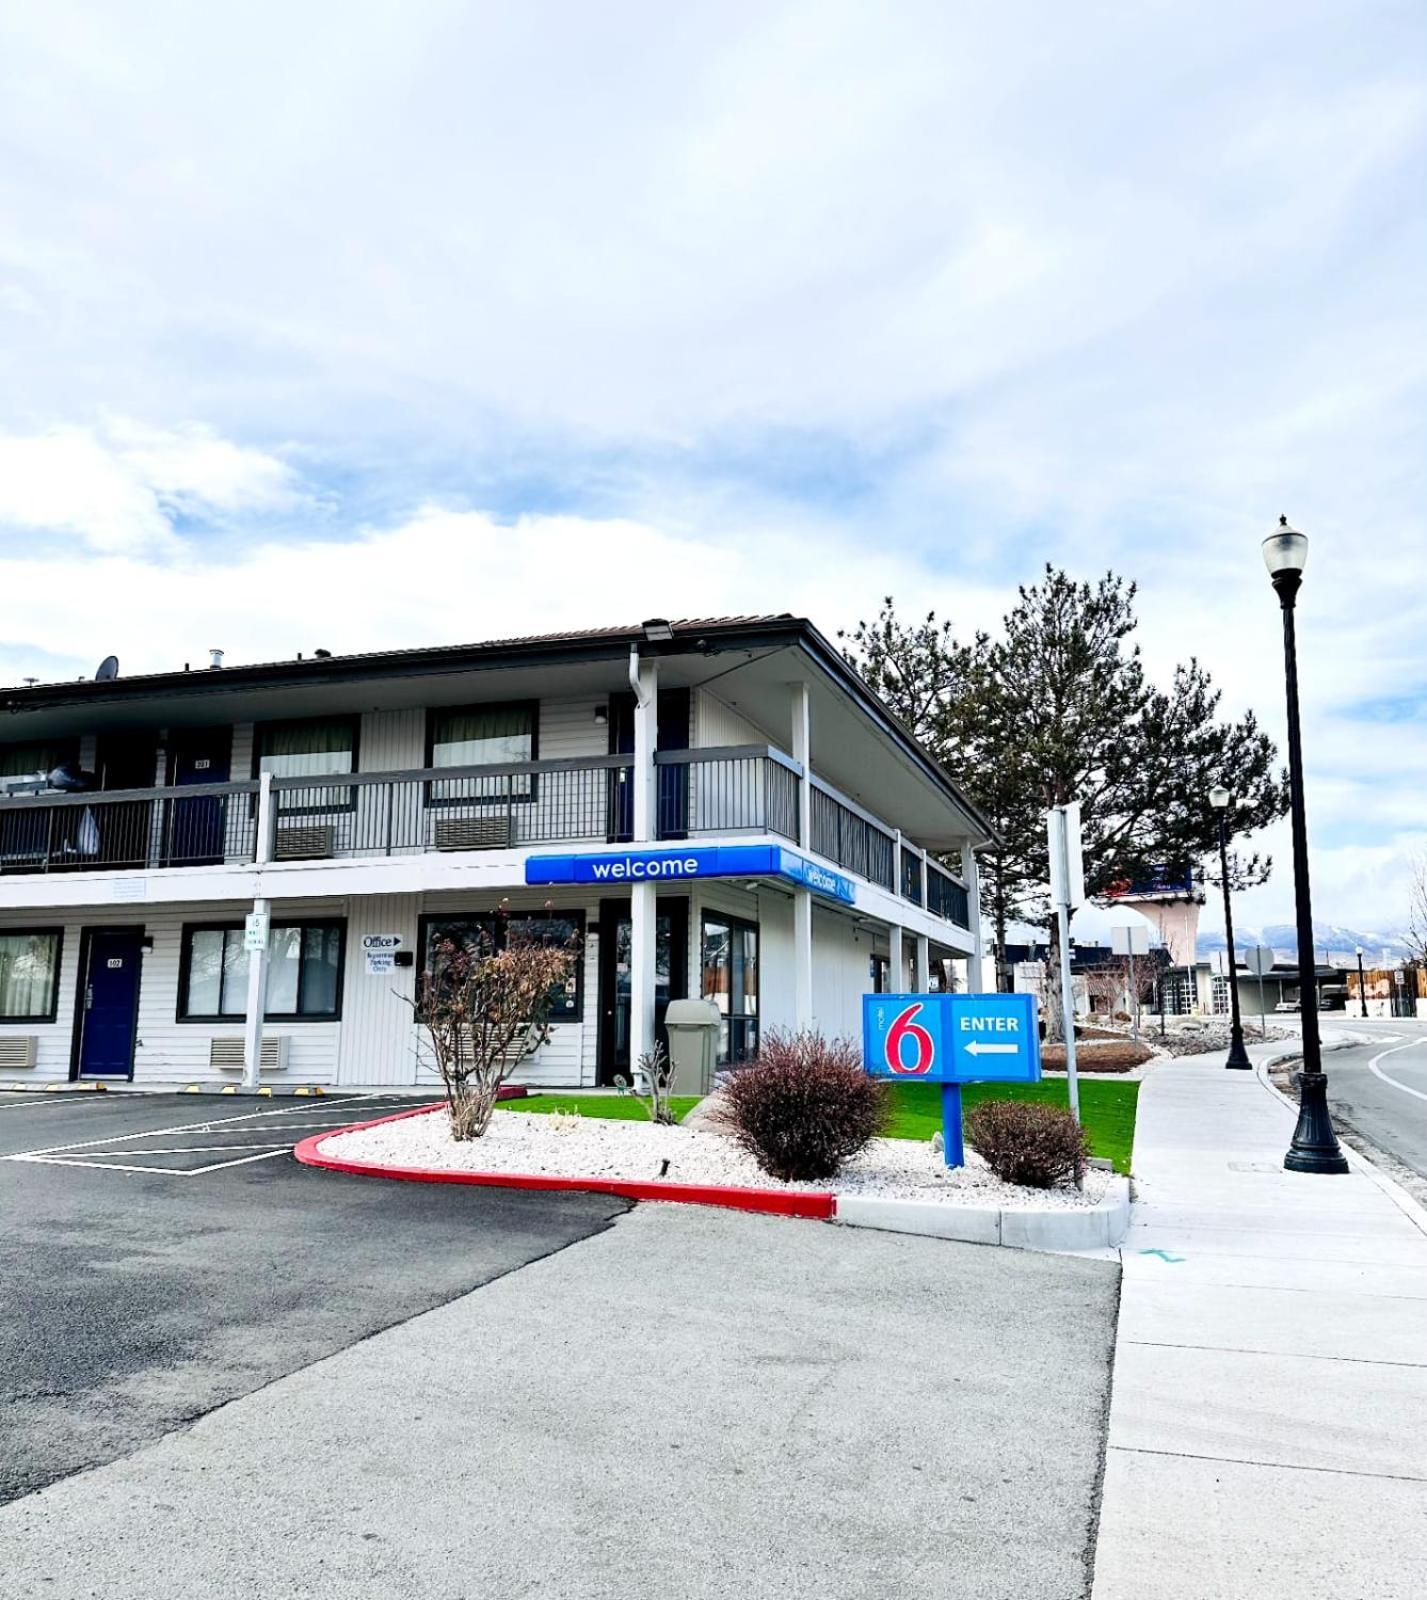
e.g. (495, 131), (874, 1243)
(863, 992), (1041, 1167)
(526, 844), (856, 905)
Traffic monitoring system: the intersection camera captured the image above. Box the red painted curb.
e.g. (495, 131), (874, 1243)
(292, 1098), (836, 1221)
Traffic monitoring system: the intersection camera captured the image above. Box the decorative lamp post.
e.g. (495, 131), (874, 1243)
(1262, 517), (1348, 1173)
(1209, 785), (1253, 1069)
(1356, 946), (1368, 1019)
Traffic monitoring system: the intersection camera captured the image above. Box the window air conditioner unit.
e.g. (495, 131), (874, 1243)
(0, 1036), (38, 1070)
(273, 824), (334, 860)
(433, 816), (512, 851)
(210, 1036), (290, 1072)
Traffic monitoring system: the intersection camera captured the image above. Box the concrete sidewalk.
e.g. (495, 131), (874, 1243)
(1091, 1052), (1427, 1599)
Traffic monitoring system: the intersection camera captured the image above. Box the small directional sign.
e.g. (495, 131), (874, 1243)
(947, 993), (1040, 1083)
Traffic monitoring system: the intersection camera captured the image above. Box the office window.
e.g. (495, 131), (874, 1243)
(428, 703), (536, 803)
(420, 911), (582, 1020)
(180, 921), (344, 1020)
(0, 930), (62, 1022)
(702, 914), (759, 1064)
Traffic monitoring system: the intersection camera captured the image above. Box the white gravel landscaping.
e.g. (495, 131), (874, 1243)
(318, 1106), (1111, 1210)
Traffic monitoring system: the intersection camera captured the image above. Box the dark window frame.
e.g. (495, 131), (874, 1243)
(700, 909), (760, 1066)
(252, 715), (361, 818)
(416, 907), (584, 1022)
(0, 925), (64, 1024)
(423, 700), (540, 809)
(176, 918), (347, 1023)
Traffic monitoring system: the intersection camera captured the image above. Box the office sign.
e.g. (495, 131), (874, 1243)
(863, 992), (1042, 1167)
(362, 933), (403, 976)
(526, 844), (856, 905)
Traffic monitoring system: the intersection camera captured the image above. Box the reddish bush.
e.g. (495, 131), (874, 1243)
(714, 1030), (888, 1183)
(964, 1099), (1090, 1189)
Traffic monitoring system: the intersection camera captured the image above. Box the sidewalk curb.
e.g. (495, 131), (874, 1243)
(834, 1176), (1130, 1251)
(293, 1102), (837, 1221)
(1253, 1056), (1427, 1241)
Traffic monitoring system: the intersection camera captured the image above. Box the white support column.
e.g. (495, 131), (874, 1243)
(888, 924), (904, 992)
(629, 648), (659, 1076)
(914, 933), (930, 992)
(241, 772), (274, 1092)
(791, 680), (811, 849)
(962, 842), (986, 992)
(919, 846), (929, 910)
(794, 888), (814, 1029)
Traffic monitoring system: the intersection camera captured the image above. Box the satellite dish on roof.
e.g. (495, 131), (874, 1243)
(95, 655), (119, 681)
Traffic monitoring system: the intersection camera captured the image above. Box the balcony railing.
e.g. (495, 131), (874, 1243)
(0, 746), (968, 929)
(0, 781), (258, 873)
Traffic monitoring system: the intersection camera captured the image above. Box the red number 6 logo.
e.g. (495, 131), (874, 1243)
(884, 1003), (935, 1075)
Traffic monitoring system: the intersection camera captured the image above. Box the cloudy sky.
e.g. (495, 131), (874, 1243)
(1, 1), (1423, 936)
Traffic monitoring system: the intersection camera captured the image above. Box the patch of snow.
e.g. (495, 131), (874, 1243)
(319, 1107), (1110, 1210)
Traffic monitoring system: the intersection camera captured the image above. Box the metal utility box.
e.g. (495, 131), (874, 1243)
(664, 998), (722, 1096)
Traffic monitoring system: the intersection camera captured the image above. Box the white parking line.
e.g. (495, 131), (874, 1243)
(12, 1147), (294, 1177)
(1, 1097), (372, 1160)
(1368, 1037), (1427, 1104)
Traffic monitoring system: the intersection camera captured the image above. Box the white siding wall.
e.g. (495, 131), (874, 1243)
(0, 903), (342, 1085)
(539, 699), (607, 761)
(337, 892), (422, 1085)
(811, 905), (877, 1040)
(694, 689), (779, 750)
(360, 709), (424, 773)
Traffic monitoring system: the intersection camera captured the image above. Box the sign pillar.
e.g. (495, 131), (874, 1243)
(241, 772), (274, 1092)
(629, 651), (659, 1078)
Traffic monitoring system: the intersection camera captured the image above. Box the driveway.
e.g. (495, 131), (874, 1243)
(0, 1091), (627, 1505)
(0, 1096), (1121, 1599)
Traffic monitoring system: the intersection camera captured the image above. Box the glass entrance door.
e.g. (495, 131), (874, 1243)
(597, 898), (689, 1084)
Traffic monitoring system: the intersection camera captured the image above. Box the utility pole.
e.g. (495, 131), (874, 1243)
(1046, 801), (1085, 1123)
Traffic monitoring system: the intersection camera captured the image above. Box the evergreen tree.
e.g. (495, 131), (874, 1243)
(844, 569), (1289, 994)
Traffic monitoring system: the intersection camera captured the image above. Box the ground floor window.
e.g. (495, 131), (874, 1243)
(420, 910), (583, 1021)
(179, 921), (344, 1020)
(869, 954), (891, 994)
(0, 929), (62, 1021)
(702, 913), (758, 1064)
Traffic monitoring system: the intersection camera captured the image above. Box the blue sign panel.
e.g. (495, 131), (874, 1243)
(947, 992), (1041, 1084)
(862, 992), (1042, 1169)
(526, 844), (856, 905)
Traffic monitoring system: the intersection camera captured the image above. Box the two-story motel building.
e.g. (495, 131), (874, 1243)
(0, 617), (989, 1091)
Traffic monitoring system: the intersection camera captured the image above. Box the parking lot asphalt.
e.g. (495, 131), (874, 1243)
(0, 1202), (1121, 1600)
(0, 1091), (629, 1505)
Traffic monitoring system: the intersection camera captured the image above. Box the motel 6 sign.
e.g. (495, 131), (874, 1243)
(862, 992), (1042, 1168)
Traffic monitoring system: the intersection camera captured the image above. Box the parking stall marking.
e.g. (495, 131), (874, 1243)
(0, 1095), (432, 1177)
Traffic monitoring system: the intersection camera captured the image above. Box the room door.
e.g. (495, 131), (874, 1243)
(605, 688), (690, 842)
(166, 727), (233, 864)
(75, 928), (144, 1080)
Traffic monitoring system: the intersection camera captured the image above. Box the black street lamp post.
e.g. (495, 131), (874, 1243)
(1356, 946), (1369, 1019)
(1209, 785), (1253, 1069)
(1263, 517), (1349, 1174)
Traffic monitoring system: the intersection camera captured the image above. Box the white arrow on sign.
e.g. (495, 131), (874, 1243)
(965, 1041), (1018, 1056)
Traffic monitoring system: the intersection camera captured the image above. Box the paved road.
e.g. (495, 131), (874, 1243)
(0, 1091), (628, 1505)
(0, 1201), (1119, 1600)
(1319, 1018), (1427, 1189)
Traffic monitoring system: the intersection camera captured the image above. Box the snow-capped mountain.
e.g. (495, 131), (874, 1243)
(1197, 924), (1411, 962)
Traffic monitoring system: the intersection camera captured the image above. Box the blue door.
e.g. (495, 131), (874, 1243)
(78, 930), (144, 1079)
(168, 728), (232, 864)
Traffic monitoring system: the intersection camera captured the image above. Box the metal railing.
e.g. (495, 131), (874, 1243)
(927, 860), (971, 928)
(654, 747), (799, 842)
(809, 782), (895, 891)
(0, 781), (259, 873)
(0, 748), (970, 928)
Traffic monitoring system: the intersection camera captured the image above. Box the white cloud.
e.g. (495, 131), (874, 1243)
(0, 418), (301, 553)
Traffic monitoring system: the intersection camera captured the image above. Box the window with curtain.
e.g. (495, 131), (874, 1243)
(0, 930), (62, 1021)
(701, 914), (759, 1065)
(179, 921), (343, 1020)
(420, 910), (582, 1020)
(428, 703), (536, 803)
(257, 718), (357, 813)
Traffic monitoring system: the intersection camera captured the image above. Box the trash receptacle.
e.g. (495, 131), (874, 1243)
(664, 998), (722, 1096)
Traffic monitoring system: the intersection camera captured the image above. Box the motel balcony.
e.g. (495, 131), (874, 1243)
(0, 745), (973, 931)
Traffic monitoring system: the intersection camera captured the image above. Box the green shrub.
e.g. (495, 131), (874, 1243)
(965, 1099), (1090, 1189)
(714, 1030), (887, 1183)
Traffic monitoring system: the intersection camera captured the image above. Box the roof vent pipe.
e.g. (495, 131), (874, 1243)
(208, 649), (224, 670)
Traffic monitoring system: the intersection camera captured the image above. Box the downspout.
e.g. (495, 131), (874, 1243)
(629, 644), (650, 708)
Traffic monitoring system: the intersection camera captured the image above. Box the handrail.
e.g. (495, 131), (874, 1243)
(268, 755), (631, 790)
(0, 779), (258, 807)
(807, 771), (897, 841)
(655, 743), (804, 776)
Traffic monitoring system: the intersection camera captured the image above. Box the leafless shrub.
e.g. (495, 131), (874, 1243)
(965, 1099), (1090, 1189)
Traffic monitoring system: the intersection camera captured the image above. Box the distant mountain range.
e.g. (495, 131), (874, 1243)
(1197, 924), (1412, 962)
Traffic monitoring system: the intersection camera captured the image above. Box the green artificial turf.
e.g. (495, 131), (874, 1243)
(497, 1092), (703, 1126)
(882, 1079), (1141, 1174)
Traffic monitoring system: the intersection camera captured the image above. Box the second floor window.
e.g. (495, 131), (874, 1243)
(257, 718), (357, 813)
(428, 703), (536, 803)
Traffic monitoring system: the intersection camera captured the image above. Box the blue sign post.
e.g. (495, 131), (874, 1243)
(862, 992), (1042, 1168)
